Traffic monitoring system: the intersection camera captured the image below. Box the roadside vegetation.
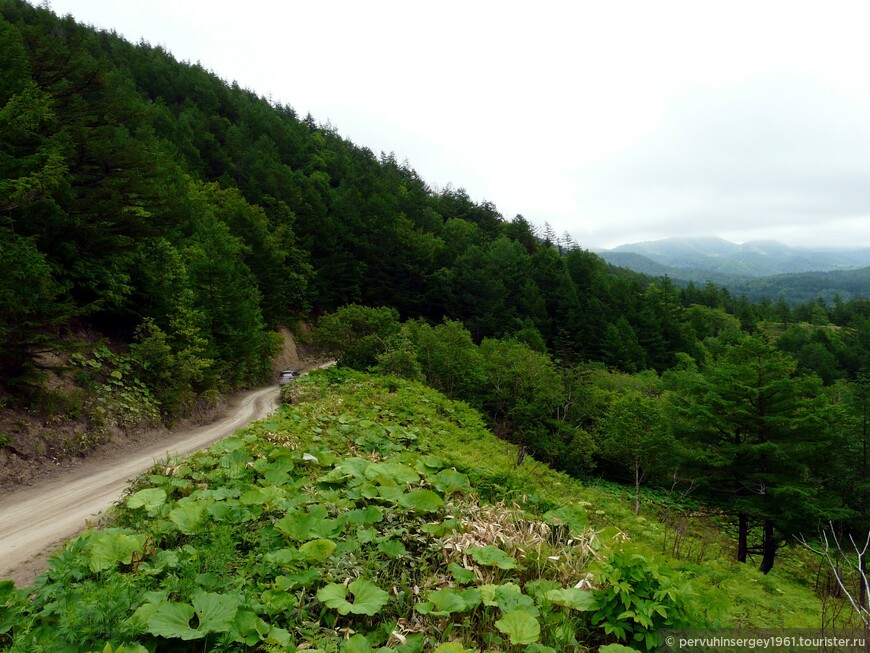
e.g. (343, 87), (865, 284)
(0, 370), (828, 652)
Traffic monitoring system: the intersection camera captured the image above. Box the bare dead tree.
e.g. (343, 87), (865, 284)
(799, 523), (870, 627)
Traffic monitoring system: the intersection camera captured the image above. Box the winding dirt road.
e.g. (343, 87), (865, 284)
(0, 384), (281, 587)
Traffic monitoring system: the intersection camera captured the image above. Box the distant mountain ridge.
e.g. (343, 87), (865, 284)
(596, 237), (870, 304)
(599, 236), (870, 277)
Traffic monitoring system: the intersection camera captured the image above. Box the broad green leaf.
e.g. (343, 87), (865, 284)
(299, 538), (337, 562)
(421, 519), (460, 537)
(274, 568), (320, 589)
(267, 625), (293, 646)
(274, 510), (340, 540)
(358, 482), (381, 499)
(377, 539), (406, 557)
(340, 505), (384, 526)
(590, 525), (622, 551)
(87, 529), (147, 573)
(525, 644), (558, 653)
(479, 584), (500, 606)
(146, 602), (201, 640)
(315, 582), (353, 613)
(399, 489), (444, 513)
(264, 548), (301, 567)
(169, 503), (206, 535)
(342, 634), (373, 653)
(260, 589), (296, 612)
(378, 484), (405, 502)
(126, 488), (166, 513)
(365, 461), (420, 485)
(545, 588), (595, 611)
(231, 609), (269, 646)
(316, 578), (389, 616)
(493, 584), (537, 615)
(431, 469), (471, 494)
(467, 545), (517, 569)
(344, 577), (390, 616)
(318, 466), (352, 484)
(426, 587), (481, 614)
(191, 590), (239, 633)
(394, 633), (425, 653)
(214, 437), (244, 452)
(87, 645), (149, 653)
(449, 562), (476, 585)
(338, 457), (371, 478)
(495, 609), (541, 645)
(206, 502), (234, 522)
(599, 645), (642, 653)
(523, 579), (561, 602)
(239, 487), (273, 505)
(432, 644), (473, 653)
(542, 504), (588, 535)
(415, 455), (444, 472)
(0, 581), (16, 635)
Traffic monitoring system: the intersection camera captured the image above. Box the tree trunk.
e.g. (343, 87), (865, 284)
(737, 513), (748, 563)
(759, 518), (777, 574)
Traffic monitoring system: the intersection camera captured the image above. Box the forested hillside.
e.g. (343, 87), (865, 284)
(0, 0), (789, 409)
(6, 0), (869, 402)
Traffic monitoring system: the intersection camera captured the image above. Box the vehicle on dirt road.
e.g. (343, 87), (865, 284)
(277, 370), (299, 385)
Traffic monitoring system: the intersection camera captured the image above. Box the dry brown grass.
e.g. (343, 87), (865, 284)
(442, 499), (603, 587)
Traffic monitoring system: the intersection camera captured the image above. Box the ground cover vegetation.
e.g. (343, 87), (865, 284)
(0, 370), (829, 652)
(3, 0), (870, 636)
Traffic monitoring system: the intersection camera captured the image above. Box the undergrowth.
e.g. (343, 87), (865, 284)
(0, 369), (825, 652)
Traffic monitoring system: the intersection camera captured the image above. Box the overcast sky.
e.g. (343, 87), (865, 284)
(43, 0), (870, 249)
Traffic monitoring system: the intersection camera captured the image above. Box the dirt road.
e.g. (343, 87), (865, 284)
(0, 384), (281, 587)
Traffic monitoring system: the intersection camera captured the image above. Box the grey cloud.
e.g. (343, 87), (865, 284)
(577, 76), (870, 246)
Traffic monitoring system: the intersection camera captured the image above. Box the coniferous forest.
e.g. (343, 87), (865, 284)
(4, 0), (870, 649)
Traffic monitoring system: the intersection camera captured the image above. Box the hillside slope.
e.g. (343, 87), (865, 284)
(0, 369), (824, 652)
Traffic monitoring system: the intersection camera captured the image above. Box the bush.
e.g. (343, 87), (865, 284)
(590, 546), (701, 651)
(313, 305), (401, 369)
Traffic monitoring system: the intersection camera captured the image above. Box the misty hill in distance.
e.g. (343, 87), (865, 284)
(598, 236), (870, 277)
(596, 236), (870, 304)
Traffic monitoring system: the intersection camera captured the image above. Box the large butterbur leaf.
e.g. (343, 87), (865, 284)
(126, 488), (167, 514)
(191, 590), (239, 633)
(545, 587), (595, 611)
(431, 469), (471, 494)
(298, 538), (337, 562)
(168, 503), (206, 535)
(467, 545), (517, 569)
(418, 587), (481, 615)
(542, 504), (588, 535)
(86, 529), (148, 573)
(377, 539), (406, 558)
(398, 488), (443, 513)
(316, 578), (389, 616)
(146, 603), (200, 640)
(275, 509), (341, 540)
(145, 592), (239, 640)
(342, 634), (373, 652)
(494, 609), (540, 645)
(364, 461), (420, 485)
(449, 562), (477, 585)
(432, 644), (474, 653)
